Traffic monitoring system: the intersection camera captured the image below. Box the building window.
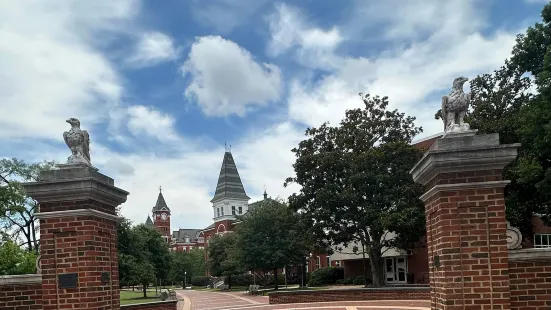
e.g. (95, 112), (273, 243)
(198, 237), (204, 243)
(534, 234), (551, 248)
(316, 256), (321, 269)
(232, 206), (236, 215)
(185, 237), (190, 243)
(217, 208), (220, 217)
(221, 207), (224, 216)
(238, 206), (242, 214)
(326, 256), (330, 267)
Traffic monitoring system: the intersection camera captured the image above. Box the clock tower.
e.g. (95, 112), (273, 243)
(152, 186), (171, 243)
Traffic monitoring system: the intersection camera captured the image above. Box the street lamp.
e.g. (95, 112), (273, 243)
(184, 271), (187, 289)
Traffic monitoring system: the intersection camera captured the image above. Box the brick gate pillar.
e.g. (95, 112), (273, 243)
(23, 164), (128, 310)
(410, 132), (519, 310)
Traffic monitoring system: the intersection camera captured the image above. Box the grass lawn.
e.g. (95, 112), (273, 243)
(120, 289), (161, 305)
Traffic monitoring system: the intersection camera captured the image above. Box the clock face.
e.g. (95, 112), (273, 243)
(161, 213), (167, 220)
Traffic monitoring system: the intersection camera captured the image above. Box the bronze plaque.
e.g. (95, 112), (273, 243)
(58, 273), (78, 289)
(101, 272), (110, 285)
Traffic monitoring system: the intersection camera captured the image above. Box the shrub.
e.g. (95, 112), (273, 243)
(307, 267), (344, 286)
(335, 279), (345, 285)
(231, 274), (254, 286)
(191, 276), (210, 287)
(352, 276), (365, 285)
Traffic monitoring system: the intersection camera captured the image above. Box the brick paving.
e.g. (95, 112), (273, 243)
(175, 289), (430, 310)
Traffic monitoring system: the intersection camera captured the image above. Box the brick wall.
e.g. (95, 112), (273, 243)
(0, 275), (42, 310)
(268, 287), (430, 304)
(508, 248), (551, 310)
(39, 212), (119, 310)
(509, 261), (551, 309)
(120, 300), (178, 309)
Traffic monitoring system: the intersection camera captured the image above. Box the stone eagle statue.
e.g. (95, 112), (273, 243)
(442, 77), (471, 132)
(63, 118), (91, 166)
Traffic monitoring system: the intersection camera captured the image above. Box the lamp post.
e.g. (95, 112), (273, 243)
(184, 271), (187, 289)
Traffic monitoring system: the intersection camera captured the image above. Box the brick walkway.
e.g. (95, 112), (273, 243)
(176, 289), (430, 310)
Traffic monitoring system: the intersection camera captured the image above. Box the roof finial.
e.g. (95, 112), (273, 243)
(159, 185), (162, 193)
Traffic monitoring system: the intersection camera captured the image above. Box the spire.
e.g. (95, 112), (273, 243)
(263, 185), (268, 200)
(152, 188), (170, 213)
(145, 215), (154, 226)
(211, 149), (250, 203)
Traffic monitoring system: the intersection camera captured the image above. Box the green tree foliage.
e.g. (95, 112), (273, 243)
(234, 198), (312, 290)
(116, 218), (171, 297)
(439, 2), (551, 238)
(0, 239), (37, 275)
(0, 158), (56, 253)
(170, 249), (205, 288)
(207, 233), (241, 289)
(285, 95), (425, 287)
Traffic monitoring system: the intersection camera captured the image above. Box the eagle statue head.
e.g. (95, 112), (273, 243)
(452, 76), (469, 91)
(66, 118), (80, 128)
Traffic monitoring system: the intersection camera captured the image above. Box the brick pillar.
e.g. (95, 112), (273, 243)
(410, 132), (519, 310)
(23, 164), (128, 310)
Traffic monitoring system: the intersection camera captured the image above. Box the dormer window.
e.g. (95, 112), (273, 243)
(217, 208), (220, 217)
(231, 206), (236, 215)
(221, 207), (224, 216)
(185, 237), (190, 243)
(238, 206), (242, 214)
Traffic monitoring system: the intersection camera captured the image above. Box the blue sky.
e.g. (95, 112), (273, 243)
(0, 0), (547, 230)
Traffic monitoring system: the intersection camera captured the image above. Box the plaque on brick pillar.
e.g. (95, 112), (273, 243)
(22, 118), (129, 310)
(411, 125), (519, 310)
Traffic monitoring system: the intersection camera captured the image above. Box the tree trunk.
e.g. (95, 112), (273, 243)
(30, 217), (38, 254)
(142, 284), (147, 298)
(368, 248), (385, 287)
(228, 275), (232, 290)
(273, 269), (278, 290)
(361, 245), (369, 288)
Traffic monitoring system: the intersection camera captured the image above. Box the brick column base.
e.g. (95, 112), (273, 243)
(24, 164), (128, 310)
(411, 132), (519, 310)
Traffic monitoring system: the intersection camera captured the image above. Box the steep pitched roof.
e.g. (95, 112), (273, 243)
(145, 215), (154, 226)
(211, 151), (250, 203)
(152, 191), (170, 213)
(172, 229), (203, 243)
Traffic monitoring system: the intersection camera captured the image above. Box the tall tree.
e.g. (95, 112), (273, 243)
(234, 198), (312, 290)
(207, 233), (241, 289)
(0, 158), (56, 253)
(170, 249), (205, 288)
(116, 219), (171, 297)
(285, 94), (425, 287)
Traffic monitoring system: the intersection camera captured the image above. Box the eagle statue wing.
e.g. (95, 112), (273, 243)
(82, 130), (90, 161)
(63, 131), (70, 148)
(441, 96), (448, 130)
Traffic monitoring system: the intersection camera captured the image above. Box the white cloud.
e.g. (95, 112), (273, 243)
(524, 0), (548, 3)
(127, 105), (180, 142)
(190, 0), (271, 34)
(267, 3), (343, 70)
(282, 1), (519, 139)
(182, 35), (283, 117)
(0, 0), (138, 140)
(127, 32), (178, 67)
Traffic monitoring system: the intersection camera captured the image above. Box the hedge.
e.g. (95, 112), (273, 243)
(191, 276), (211, 287)
(307, 267), (344, 286)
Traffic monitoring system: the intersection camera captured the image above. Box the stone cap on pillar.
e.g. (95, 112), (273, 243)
(410, 132), (520, 186)
(23, 163), (129, 207)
